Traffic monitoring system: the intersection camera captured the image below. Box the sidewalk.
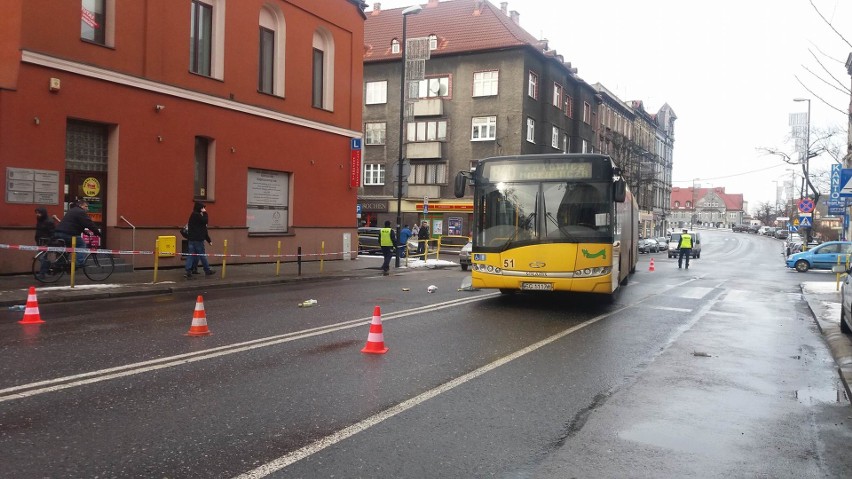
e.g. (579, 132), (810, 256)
(801, 281), (852, 402)
(0, 256), (458, 308)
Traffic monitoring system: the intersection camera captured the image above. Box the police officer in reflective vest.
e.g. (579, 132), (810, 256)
(380, 220), (398, 276)
(678, 228), (693, 269)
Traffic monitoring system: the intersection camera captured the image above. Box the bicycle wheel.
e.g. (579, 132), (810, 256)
(83, 253), (115, 281)
(32, 251), (64, 283)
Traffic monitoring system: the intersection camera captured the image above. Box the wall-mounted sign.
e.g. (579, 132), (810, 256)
(6, 167), (60, 205)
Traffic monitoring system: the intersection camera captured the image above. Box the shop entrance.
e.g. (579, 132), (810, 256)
(65, 119), (109, 245)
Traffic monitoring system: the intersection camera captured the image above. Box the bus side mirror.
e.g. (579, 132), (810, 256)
(613, 178), (626, 203)
(454, 171), (468, 198)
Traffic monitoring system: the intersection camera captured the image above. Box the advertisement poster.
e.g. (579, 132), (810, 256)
(432, 220), (443, 236)
(448, 217), (462, 236)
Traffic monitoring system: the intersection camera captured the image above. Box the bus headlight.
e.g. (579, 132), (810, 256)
(573, 266), (611, 278)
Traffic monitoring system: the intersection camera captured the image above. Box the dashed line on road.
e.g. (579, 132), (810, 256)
(232, 303), (632, 479)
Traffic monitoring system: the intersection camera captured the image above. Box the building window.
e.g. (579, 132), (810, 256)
(363, 164), (385, 185)
(257, 6), (285, 96)
(312, 29), (334, 110)
(565, 96), (573, 117)
(553, 83), (562, 108)
(551, 126), (559, 149)
(190, 0), (213, 76)
(526, 117), (535, 143)
(528, 71), (538, 99)
(472, 70), (498, 97)
(428, 34), (438, 50)
(365, 122), (386, 145)
(81, 0), (108, 45)
(582, 139), (589, 153)
(391, 38), (400, 54)
(471, 116), (496, 141)
(412, 162), (446, 185)
(407, 120), (447, 142)
(418, 76), (450, 98)
(194, 136), (214, 200)
(365, 81), (387, 105)
(583, 102), (591, 124)
(563, 133), (569, 153)
(258, 27), (275, 94)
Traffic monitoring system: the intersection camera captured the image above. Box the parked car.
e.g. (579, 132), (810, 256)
(357, 227), (382, 255)
(639, 238), (659, 253)
(459, 241), (472, 270)
(655, 237), (669, 252)
(668, 231), (701, 259)
(840, 266), (852, 334)
(774, 229), (789, 240)
(785, 241), (852, 272)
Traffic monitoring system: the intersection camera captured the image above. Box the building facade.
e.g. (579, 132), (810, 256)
(360, 0), (602, 235)
(1, 0), (367, 273)
(670, 186), (745, 229)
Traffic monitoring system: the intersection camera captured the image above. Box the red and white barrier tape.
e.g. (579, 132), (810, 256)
(0, 243), (354, 259)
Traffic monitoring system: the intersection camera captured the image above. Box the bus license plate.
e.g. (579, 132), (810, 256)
(521, 282), (553, 291)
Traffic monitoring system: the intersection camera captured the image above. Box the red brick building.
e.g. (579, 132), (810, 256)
(1, 0), (367, 273)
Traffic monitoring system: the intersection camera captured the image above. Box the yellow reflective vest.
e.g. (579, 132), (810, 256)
(679, 233), (693, 249)
(380, 227), (394, 246)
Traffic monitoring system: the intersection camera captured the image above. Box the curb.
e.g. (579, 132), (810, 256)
(803, 289), (852, 403)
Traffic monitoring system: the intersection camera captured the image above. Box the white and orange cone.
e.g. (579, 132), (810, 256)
(649, 257), (655, 272)
(185, 295), (212, 336)
(361, 305), (388, 354)
(18, 286), (45, 325)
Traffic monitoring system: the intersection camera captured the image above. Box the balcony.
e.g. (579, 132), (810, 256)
(412, 98), (443, 117)
(406, 142), (442, 159)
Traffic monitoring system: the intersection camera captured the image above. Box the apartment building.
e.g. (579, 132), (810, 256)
(360, 0), (601, 234)
(0, 0), (367, 273)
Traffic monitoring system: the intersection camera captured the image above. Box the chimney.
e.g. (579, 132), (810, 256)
(510, 10), (519, 25)
(501, 2), (508, 15)
(427, 0), (439, 6)
(372, 3), (380, 14)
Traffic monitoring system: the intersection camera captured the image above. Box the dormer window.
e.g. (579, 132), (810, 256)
(428, 34), (437, 50)
(391, 38), (400, 54)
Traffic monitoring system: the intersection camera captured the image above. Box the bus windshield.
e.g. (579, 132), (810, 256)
(475, 180), (612, 250)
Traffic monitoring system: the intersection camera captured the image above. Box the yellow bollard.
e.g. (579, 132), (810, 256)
(221, 239), (227, 278)
(320, 241), (325, 273)
(153, 241), (160, 283)
(70, 236), (77, 288)
(276, 240), (281, 276)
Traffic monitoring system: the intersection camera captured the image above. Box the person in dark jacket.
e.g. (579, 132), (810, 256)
(184, 202), (215, 279)
(417, 220), (430, 258)
(35, 207), (55, 245)
(54, 199), (100, 266)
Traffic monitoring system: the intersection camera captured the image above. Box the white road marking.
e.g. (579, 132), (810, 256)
(0, 294), (497, 402)
(645, 305), (692, 312)
(232, 304), (631, 479)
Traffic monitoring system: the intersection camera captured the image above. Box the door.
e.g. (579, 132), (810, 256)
(65, 171), (107, 245)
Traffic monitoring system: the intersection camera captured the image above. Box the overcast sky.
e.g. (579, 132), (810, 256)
(367, 0), (852, 211)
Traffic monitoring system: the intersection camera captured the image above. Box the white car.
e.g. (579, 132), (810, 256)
(840, 265), (852, 334)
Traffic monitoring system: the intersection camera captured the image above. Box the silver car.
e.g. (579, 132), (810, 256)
(459, 241), (472, 271)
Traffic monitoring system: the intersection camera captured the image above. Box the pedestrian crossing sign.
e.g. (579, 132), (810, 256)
(798, 216), (812, 227)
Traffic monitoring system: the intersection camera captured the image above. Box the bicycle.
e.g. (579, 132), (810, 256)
(32, 238), (115, 283)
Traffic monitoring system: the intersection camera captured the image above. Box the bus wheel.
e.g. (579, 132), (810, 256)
(620, 274), (629, 286)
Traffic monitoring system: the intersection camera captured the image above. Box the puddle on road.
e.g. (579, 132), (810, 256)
(795, 387), (848, 405)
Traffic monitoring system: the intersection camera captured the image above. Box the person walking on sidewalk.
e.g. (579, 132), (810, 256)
(184, 202), (215, 279)
(379, 220), (398, 276)
(35, 207), (55, 245)
(678, 228), (693, 269)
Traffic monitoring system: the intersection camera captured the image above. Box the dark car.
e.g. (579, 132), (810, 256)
(639, 238), (659, 253)
(459, 241), (472, 270)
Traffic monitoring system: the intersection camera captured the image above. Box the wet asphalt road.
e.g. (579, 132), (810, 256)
(1, 230), (851, 478)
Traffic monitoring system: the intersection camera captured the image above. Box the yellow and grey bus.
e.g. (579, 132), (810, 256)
(454, 153), (638, 297)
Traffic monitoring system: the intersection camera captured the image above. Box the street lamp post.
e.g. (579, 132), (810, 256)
(793, 98), (811, 247)
(395, 5), (422, 267)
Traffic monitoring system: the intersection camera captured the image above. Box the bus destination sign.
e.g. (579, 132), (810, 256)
(484, 161), (593, 182)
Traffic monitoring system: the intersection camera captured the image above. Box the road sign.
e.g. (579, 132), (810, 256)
(351, 138), (361, 150)
(798, 216), (812, 227)
(841, 169), (852, 197)
(797, 198), (815, 213)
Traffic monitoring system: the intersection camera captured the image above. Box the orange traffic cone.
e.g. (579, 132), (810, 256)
(361, 305), (388, 354)
(649, 257), (655, 272)
(18, 286), (45, 324)
(185, 295), (212, 336)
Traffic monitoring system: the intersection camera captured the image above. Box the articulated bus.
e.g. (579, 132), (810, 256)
(454, 153), (638, 298)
